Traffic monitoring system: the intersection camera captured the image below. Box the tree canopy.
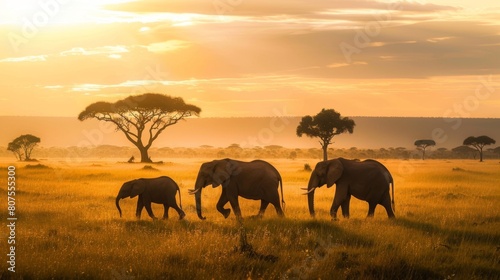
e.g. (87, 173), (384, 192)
(7, 134), (40, 161)
(414, 139), (436, 160)
(463, 135), (496, 162)
(78, 93), (201, 162)
(297, 108), (355, 161)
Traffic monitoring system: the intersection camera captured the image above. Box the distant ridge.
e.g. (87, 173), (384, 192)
(0, 116), (499, 150)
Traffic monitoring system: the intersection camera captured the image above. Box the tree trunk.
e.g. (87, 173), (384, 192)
(138, 146), (152, 163)
(479, 148), (483, 162)
(322, 143), (328, 161)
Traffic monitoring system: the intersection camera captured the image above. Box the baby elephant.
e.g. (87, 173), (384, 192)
(115, 176), (185, 220)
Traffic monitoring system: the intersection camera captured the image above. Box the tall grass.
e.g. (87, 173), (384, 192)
(1, 159), (499, 279)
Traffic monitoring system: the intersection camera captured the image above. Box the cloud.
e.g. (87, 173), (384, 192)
(327, 62), (367, 68)
(104, 0), (457, 17)
(60, 46), (130, 56)
(0, 55), (48, 63)
(426, 36), (455, 43)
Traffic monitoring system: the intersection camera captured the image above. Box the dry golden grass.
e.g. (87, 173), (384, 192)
(1, 158), (499, 279)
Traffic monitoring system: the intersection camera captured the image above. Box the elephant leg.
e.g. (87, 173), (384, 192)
(367, 202), (376, 218)
(162, 204), (169, 220)
(256, 200), (270, 218)
(135, 198), (144, 219)
(340, 194), (351, 218)
(144, 201), (157, 220)
(170, 203), (186, 220)
(330, 186), (348, 220)
(330, 200), (341, 220)
(227, 195), (242, 220)
(270, 200), (285, 217)
(216, 190), (231, 218)
(380, 194), (395, 219)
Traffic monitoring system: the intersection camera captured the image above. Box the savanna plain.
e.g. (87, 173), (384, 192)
(1, 157), (499, 279)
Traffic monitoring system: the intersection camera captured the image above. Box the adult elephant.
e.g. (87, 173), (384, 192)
(116, 176), (185, 220)
(189, 159), (285, 220)
(304, 158), (395, 220)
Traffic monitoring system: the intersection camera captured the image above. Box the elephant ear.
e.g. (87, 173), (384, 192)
(326, 159), (344, 188)
(315, 161), (329, 177)
(212, 160), (231, 188)
(130, 180), (146, 198)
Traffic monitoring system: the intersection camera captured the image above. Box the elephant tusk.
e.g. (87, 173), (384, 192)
(300, 187), (309, 191)
(188, 188), (200, 195)
(302, 187), (316, 195)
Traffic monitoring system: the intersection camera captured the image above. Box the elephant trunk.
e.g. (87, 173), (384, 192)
(308, 190), (316, 218)
(192, 175), (206, 220)
(194, 188), (206, 220)
(116, 196), (122, 218)
(307, 170), (318, 218)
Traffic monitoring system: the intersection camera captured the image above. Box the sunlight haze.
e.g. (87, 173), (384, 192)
(0, 0), (499, 118)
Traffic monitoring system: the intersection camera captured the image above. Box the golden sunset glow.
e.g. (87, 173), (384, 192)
(0, 0), (499, 117)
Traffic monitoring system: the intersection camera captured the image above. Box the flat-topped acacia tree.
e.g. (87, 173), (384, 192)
(297, 108), (355, 161)
(414, 139), (436, 160)
(78, 93), (201, 162)
(7, 134), (40, 161)
(463, 135), (496, 162)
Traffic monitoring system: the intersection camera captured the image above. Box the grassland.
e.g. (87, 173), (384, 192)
(1, 158), (499, 279)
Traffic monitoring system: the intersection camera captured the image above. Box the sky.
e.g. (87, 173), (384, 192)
(0, 0), (499, 118)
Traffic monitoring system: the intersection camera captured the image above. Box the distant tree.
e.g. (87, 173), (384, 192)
(78, 93), (201, 162)
(265, 145), (283, 150)
(227, 143), (242, 149)
(199, 145), (214, 149)
(452, 145), (477, 159)
(7, 142), (23, 161)
(434, 147), (449, 158)
(296, 108), (355, 161)
(414, 139), (436, 160)
(7, 134), (41, 161)
(494, 146), (500, 156)
(463, 135), (496, 162)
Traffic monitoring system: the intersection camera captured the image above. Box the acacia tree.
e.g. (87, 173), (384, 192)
(297, 108), (355, 161)
(7, 134), (41, 161)
(7, 142), (23, 161)
(463, 135), (496, 162)
(414, 139), (436, 160)
(78, 93), (201, 162)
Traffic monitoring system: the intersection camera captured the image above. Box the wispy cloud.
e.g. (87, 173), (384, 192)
(327, 62), (368, 68)
(0, 55), (48, 63)
(60, 46), (129, 56)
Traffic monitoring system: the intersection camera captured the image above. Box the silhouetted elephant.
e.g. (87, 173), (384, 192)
(304, 158), (395, 219)
(189, 159), (285, 220)
(116, 176), (185, 220)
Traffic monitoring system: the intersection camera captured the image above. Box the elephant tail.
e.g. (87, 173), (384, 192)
(279, 176), (286, 212)
(177, 184), (183, 210)
(391, 180), (395, 213)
